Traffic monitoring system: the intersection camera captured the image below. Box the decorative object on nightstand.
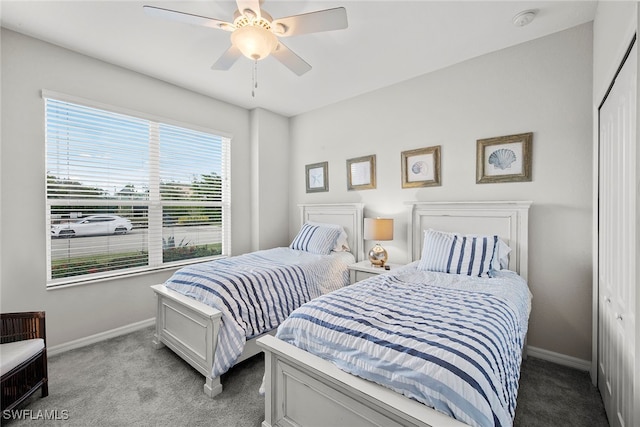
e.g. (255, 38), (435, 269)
(364, 217), (394, 267)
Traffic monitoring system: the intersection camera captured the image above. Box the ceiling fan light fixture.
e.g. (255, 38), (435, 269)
(231, 24), (278, 60)
(144, 1), (348, 76)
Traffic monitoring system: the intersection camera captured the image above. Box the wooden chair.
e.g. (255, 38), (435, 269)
(1, 312), (48, 412)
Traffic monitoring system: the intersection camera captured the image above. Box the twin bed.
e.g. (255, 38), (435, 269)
(151, 203), (363, 397)
(152, 201), (532, 427)
(258, 201), (532, 427)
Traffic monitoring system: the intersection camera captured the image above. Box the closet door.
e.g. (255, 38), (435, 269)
(598, 40), (636, 427)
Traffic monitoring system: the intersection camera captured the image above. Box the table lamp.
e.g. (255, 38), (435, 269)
(364, 218), (394, 267)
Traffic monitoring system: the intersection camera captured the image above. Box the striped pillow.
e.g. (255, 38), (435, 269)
(290, 223), (342, 255)
(418, 229), (498, 277)
(306, 221), (350, 252)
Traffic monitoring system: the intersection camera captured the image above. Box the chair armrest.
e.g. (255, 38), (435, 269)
(1, 312), (46, 345)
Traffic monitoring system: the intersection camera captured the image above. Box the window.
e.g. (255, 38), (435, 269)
(44, 92), (231, 286)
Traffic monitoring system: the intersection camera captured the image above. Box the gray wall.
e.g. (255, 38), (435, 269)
(289, 24), (594, 361)
(0, 29), (288, 347)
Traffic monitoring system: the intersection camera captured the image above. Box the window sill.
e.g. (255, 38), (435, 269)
(46, 255), (228, 290)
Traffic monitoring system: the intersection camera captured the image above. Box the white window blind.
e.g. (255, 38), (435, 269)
(44, 93), (231, 286)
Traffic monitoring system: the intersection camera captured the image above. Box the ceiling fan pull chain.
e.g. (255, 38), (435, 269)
(252, 59), (258, 97)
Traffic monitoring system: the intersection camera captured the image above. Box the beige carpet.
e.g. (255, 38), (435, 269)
(5, 327), (608, 427)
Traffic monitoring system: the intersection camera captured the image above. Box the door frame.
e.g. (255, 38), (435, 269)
(592, 32), (637, 386)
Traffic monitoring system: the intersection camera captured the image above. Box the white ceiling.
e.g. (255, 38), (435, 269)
(1, 1), (597, 117)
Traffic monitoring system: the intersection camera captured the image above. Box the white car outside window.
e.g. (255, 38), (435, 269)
(51, 215), (133, 238)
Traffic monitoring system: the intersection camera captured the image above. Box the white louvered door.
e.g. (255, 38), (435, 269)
(597, 40), (637, 427)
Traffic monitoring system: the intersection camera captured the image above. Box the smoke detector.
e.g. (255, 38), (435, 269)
(513, 10), (536, 27)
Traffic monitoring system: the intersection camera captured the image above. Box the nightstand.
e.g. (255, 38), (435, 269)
(348, 260), (404, 284)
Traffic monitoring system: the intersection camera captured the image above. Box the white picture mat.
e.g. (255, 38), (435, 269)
(484, 141), (524, 176)
(350, 161), (371, 186)
(407, 153), (435, 182)
(308, 166), (325, 188)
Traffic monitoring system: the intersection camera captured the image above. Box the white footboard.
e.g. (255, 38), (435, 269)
(257, 335), (468, 427)
(151, 284), (223, 397)
(152, 284), (275, 398)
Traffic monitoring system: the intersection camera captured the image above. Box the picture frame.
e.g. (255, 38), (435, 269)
(476, 132), (533, 184)
(401, 145), (441, 188)
(305, 161), (329, 193)
(347, 155), (376, 191)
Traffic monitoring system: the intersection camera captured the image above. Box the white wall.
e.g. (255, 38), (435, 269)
(0, 29), (259, 347)
(593, 2), (637, 102)
(250, 108), (290, 251)
(0, 20), (599, 362)
(289, 24), (594, 361)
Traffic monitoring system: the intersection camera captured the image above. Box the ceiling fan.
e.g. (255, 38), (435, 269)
(143, 0), (348, 76)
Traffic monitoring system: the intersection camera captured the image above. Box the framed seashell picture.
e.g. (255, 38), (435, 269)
(476, 132), (532, 183)
(305, 161), (329, 193)
(401, 145), (441, 188)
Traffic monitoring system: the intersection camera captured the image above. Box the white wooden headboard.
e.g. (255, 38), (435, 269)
(408, 201), (532, 279)
(299, 203), (364, 262)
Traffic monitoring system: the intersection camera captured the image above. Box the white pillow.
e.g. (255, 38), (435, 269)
(290, 223), (342, 255)
(306, 221), (350, 252)
(493, 239), (512, 270)
(418, 229), (499, 278)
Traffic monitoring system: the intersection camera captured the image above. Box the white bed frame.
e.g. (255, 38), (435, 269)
(257, 201), (532, 427)
(151, 203), (364, 397)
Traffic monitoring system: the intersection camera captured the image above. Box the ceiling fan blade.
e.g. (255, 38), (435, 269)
(236, 0), (262, 19)
(271, 42), (312, 76)
(272, 7), (347, 37)
(212, 45), (242, 70)
(143, 5), (233, 31)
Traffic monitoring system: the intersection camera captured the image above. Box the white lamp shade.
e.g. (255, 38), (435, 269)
(231, 25), (278, 61)
(364, 218), (394, 241)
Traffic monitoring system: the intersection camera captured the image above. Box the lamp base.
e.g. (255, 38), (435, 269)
(368, 243), (388, 267)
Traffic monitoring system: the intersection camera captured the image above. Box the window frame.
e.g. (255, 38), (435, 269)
(42, 90), (232, 287)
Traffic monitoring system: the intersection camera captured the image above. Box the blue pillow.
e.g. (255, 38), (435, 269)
(290, 223), (342, 255)
(418, 229), (498, 277)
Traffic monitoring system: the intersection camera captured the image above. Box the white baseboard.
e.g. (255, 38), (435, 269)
(526, 345), (591, 371)
(48, 318), (155, 356)
(46, 321), (592, 373)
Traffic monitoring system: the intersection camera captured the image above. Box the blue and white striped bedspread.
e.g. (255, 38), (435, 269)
(276, 265), (531, 427)
(164, 247), (354, 378)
